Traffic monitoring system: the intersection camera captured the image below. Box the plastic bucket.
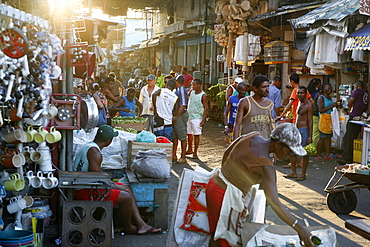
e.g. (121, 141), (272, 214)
(1, 238), (33, 246)
(0, 230), (33, 245)
(0, 236), (33, 244)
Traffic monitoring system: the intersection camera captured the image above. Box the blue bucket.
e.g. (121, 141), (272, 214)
(0, 230), (33, 244)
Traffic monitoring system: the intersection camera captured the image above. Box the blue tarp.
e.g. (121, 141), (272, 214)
(289, 0), (360, 29)
(345, 23), (370, 50)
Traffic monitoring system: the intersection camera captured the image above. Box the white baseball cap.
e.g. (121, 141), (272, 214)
(234, 77), (243, 83)
(270, 123), (307, 156)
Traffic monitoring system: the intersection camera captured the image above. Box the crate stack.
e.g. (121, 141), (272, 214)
(353, 139), (363, 163)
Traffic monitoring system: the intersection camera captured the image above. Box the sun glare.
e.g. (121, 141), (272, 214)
(47, 0), (79, 14)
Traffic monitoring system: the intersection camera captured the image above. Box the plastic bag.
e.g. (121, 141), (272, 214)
(156, 136), (171, 143)
(136, 130), (156, 143)
(131, 149), (170, 178)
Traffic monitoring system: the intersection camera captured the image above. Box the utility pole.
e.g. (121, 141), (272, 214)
(203, 0), (208, 83)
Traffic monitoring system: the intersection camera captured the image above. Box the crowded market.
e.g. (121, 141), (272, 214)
(0, 0), (368, 246)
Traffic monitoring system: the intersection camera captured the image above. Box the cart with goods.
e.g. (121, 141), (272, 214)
(324, 164), (370, 214)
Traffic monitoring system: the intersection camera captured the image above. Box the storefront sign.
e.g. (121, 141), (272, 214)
(360, 0), (370, 16)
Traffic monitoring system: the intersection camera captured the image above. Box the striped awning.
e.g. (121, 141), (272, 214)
(345, 23), (370, 50)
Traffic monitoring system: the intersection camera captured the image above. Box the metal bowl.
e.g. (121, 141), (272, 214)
(80, 96), (98, 131)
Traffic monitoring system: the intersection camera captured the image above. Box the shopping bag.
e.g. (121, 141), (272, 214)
(243, 224), (337, 247)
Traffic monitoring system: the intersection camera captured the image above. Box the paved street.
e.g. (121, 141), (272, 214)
(44, 121), (370, 246)
(110, 121), (370, 247)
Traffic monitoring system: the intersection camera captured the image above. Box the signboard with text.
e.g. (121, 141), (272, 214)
(360, 0), (370, 16)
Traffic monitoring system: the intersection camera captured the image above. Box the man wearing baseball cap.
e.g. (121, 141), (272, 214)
(73, 125), (162, 235)
(206, 123), (313, 247)
(225, 77), (244, 102)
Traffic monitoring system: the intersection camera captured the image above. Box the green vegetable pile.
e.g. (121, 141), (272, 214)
(304, 143), (317, 156)
(111, 117), (147, 124)
(124, 128), (137, 134)
(114, 127), (138, 134)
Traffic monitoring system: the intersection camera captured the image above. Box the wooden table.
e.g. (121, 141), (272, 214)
(345, 219), (370, 240)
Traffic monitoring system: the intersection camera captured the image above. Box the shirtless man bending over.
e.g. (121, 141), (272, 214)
(284, 86), (313, 181)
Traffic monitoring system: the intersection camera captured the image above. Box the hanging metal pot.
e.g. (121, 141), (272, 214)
(80, 95), (98, 131)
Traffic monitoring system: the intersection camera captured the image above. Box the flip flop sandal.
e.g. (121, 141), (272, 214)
(315, 156), (324, 162)
(137, 227), (162, 235)
(283, 164), (292, 168)
(296, 176), (306, 181)
(283, 174), (298, 179)
(324, 156), (334, 160)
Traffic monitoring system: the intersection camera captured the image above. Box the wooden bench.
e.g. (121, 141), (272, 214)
(124, 169), (169, 230)
(345, 219), (370, 240)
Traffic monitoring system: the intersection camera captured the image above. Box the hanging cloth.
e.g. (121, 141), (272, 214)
(234, 35), (247, 65)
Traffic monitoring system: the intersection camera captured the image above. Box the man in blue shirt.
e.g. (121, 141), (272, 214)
(267, 76), (282, 118)
(172, 75), (189, 164)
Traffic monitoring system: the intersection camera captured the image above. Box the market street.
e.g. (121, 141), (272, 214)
(103, 121), (370, 247)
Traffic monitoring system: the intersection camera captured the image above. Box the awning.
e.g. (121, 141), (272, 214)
(139, 40), (150, 49)
(138, 38), (160, 49)
(289, 0), (360, 29)
(148, 38), (160, 47)
(344, 23), (370, 50)
(248, 2), (323, 23)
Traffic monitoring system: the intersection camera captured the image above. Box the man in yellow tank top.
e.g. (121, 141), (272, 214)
(233, 75), (273, 140)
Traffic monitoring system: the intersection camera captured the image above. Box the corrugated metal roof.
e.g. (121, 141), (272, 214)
(289, 0), (360, 29)
(248, 2), (323, 22)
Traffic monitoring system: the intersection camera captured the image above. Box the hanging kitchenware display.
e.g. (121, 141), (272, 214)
(0, 28), (29, 59)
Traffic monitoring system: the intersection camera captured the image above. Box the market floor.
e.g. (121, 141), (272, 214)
(44, 121), (370, 247)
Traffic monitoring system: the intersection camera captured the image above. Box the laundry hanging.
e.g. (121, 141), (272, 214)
(234, 34), (261, 66)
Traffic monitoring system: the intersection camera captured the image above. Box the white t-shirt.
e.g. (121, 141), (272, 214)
(139, 85), (160, 115)
(156, 88), (178, 125)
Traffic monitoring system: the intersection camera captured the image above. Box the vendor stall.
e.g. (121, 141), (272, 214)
(0, 3), (66, 246)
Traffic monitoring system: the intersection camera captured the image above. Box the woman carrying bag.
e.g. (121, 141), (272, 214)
(315, 83), (340, 161)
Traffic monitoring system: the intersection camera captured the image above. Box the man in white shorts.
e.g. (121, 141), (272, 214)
(186, 78), (208, 159)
